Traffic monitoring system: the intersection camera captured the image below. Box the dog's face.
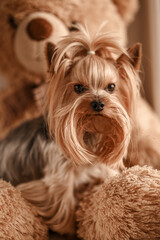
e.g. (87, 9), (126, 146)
(44, 27), (141, 167)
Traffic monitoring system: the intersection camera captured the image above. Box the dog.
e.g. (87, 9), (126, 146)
(0, 25), (141, 234)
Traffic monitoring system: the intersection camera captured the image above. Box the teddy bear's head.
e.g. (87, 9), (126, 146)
(0, 0), (138, 88)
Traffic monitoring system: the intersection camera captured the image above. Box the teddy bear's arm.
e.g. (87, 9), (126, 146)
(0, 85), (39, 139)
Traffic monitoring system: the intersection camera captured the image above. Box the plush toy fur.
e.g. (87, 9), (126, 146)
(0, 179), (48, 240)
(1, 166), (160, 239)
(76, 166), (160, 240)
(0, 0), (138, 139)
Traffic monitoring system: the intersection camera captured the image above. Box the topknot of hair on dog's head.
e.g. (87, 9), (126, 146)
(46, 24), (128, 74)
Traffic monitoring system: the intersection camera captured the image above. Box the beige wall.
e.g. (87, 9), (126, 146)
(128, 0), (160, 115)
(128, 0), (152, 104)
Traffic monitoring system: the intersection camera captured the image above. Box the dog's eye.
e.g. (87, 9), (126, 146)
(68, 21), (78, 32)
(74, 84), (87, 94)
(105, 83), (115, 93)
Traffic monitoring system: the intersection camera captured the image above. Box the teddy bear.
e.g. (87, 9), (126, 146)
(0, 0), (139, 139)
(1, 166), (160, 240)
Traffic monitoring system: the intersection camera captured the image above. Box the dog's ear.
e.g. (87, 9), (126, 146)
(117, 43), (142, 71)
(127, 43), (142, 70)
(45, 42), (55, 70)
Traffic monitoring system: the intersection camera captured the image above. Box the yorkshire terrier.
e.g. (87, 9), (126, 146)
(0, 26), (141, 234)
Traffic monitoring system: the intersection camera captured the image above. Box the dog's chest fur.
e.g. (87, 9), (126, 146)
(43, 140), (117, 193)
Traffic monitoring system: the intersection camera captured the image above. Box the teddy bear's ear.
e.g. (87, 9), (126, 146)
(45, 42), (55, 69)
(117, 43), (142, 71)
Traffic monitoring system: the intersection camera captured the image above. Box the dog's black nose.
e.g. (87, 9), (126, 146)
(90, 100), (105, 112)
